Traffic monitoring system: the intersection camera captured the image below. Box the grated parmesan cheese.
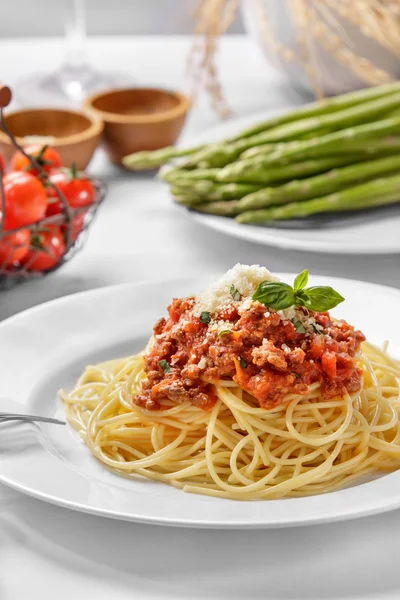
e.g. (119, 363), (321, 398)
(209, 319), (234, 333)
(277, 306), (296, 321)
(194, 264), (278, 316)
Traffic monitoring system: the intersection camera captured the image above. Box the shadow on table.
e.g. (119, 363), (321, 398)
(0, 255), (154, 322)
(5, 490), (400, 599)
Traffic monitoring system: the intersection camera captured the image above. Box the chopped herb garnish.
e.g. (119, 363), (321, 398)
(217, 329), (233, 339)
(230, 284), (241, 301)
(252, 270), (344, 312)
(158, 359), (171, 373)
(312, 323), (321, 334)
(292, 319), (306, 334)
(200, 311), (211, 324)
(292, 372), (302, 379)
(239, 357), (248, 369)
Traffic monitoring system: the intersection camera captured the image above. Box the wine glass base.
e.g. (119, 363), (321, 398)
(15, 65), (132, 108)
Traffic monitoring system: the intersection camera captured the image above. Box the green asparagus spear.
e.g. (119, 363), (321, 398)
(177, 155), (400, 215)
(246, 92), (400, 143)
(199, 182), (264, 201)
(218, 116), (400, 182)
(171, 155), (395, 207)
(236, 173), (400, 223)
(189, 92), (400, 168)
(122, 145), (205, 171)
(171, 189), (204, 206)
(172, 193), (205, 206)
(171, 180), (263, 201)
(194, 142), (277, 169)
(233, 82), (400, 140)
(234, 154), (400, 210)
(192, 200), (242, 217)
(123, 83), (400, 170)
(240, 143), (288, 160)
(217, 154), (364, 184)
(171, 179), (215, 192)
(161, 168), (219, 183)
(194, 84), (400, 167)
(241, 135), (400, 160)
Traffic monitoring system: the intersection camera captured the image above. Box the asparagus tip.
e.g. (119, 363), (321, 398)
(122, 152), (159, 171)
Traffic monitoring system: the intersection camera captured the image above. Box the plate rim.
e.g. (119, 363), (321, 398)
(185, 209), (400, 255)
(2, 274), (400, 529)
(2, 272), (400, 328)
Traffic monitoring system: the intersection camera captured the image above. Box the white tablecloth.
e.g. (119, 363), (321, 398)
(1, 35), (399, 600)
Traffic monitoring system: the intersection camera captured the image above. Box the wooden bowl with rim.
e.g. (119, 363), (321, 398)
(84, 87), (190, 167)
(0, 108), (103, 169)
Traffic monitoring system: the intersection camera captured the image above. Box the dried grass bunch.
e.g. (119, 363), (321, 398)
(189, 0), (400, 116)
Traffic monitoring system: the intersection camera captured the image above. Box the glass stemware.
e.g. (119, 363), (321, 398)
(16, 0), (130, 108)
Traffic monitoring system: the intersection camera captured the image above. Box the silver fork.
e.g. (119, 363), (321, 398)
(0, 412), (66, 425)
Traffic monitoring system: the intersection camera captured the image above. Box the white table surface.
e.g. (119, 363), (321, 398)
(1, 35), (400, 600)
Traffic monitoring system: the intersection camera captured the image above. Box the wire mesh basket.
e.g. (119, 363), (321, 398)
(0, 85), (106, 290)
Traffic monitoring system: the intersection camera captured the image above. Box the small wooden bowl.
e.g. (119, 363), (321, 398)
(84, 87), (190, 166)
(0, 108), (103, 169)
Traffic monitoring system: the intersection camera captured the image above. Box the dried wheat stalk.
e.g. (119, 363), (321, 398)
(189, 0), (400, 117)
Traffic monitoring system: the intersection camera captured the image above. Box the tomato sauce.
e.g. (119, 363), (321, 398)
(136, 297), (365, 410)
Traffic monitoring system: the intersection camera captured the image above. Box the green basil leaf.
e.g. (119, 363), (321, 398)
(217, 329), (233, 339)
(292, 319), (306, 333)
(200, 311), (211, 324)
(230, 284), (241, 301)
(296, 286), (344, 312)
(294, 269), (308, 291)
(294, 294), (306, 307)
(252, 281), (295, 310)
(158, 359), (171, 374)
(239, 356), (248, 369)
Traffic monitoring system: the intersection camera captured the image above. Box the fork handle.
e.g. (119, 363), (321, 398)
(0, 416), (66, 425)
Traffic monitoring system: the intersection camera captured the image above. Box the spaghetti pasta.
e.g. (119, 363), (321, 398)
(61, 342), (400, 500)
(61, 266), (400, 500)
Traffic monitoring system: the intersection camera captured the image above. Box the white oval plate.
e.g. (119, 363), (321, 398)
(175, 111), (400, 254)
(1, 275), (400, 529)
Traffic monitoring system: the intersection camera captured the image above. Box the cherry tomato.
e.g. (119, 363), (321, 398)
(56, 214), (85, 242)
(2, 171), (47, 228)
(46, 168), (95, 215)
(0, 229), (30, 267)
(21, 227), (65, 271)
(68, 213), (85, 241)
(11, 145), (62, 177)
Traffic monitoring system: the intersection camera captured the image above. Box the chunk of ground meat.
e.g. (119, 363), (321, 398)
(252, 340), (288, 371)
(153, 318), (166, 335)
(288, 347), (306, 365)
(151, 378), (190, 403)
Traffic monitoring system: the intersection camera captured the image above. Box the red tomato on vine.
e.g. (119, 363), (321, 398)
(2, 171), (47, 228)
(21, 226), (65, 271)
(11, 145), (62, 177)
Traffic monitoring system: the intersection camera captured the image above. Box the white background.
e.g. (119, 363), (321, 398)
(1, 28), (400, 600)
(0, 0), (244, 36)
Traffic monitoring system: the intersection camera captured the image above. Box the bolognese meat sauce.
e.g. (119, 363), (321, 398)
(136, 295), (365, 411)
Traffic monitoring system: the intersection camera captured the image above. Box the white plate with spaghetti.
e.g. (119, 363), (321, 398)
(1, 267), (400, 529)
(173, 111), (400, 255)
